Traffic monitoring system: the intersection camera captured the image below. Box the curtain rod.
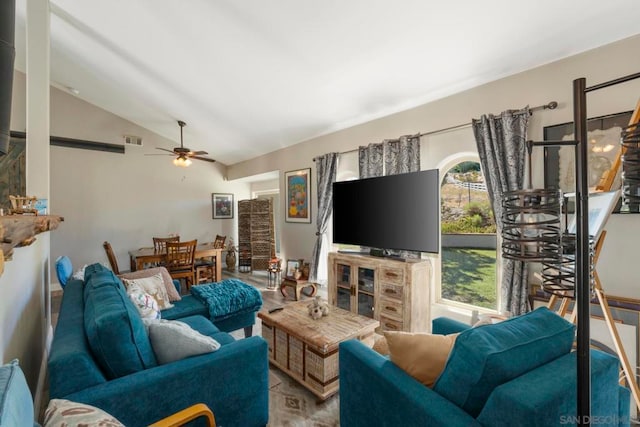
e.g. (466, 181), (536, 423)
(318, 101), (558, 160)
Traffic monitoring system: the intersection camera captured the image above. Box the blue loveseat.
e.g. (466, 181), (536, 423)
(48, 264), (269, 427)
(340, 307), (630, 427)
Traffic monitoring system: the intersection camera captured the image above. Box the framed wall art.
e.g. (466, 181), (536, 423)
(285, 168), (311, 223)
(543, 111), (633, 193)
(212, 193), (234, 219)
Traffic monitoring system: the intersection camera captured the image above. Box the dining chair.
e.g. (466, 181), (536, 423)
(103, 241), (122, 275)
(213, 235), (226, 249)
(165, 239), (198, 293)
(195, 235), (226, 284)
(153, 236), (180, 253)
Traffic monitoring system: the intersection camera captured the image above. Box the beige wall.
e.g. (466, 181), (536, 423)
(228, 34), (640, 309)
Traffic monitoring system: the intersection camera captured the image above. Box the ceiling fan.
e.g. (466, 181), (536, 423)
(151, 120), (216, 167)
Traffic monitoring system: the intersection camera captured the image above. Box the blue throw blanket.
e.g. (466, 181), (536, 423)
(190, 279), (263, 320)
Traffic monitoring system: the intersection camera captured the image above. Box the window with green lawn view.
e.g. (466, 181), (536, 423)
(440, 161), (497, 310)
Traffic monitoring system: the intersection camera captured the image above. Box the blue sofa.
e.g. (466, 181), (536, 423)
(48, 264), (269, 427)
(340, 307), (630, 427)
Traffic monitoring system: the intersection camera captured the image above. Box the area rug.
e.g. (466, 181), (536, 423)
(231, 316), (340, 427)
(227, 271), (340, 426)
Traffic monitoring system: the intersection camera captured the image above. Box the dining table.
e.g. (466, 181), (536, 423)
(128, 242), (224, 282)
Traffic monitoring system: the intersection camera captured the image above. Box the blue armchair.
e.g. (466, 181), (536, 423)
(340, 307), (630, 427)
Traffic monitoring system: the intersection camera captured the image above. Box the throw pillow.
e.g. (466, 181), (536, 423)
(127, 284), (161, 320)
(119, 267), (181, 302)
(385, 331), (459, 388)
(372, 336), (390, 355)
(72, 264), (88, 281)
(43, 399), (124, 427)
(148, 319), (221, 364)
(122, 273), (174, 309)
(472, 313), (509, 328)
(0, 359), (34, 427)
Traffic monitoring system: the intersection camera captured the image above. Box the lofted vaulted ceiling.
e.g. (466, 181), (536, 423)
(13, 0), (640, 165)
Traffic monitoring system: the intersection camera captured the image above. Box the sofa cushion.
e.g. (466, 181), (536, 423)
(160, 295), (208, 320)
(84, 281), (157, 379)
(83, 269), (126, 304)
(82, 262), (110, 282)
(148, 320), (221, 364)
(0, 360), (36, 427)
(44, 399), (124, 427)
(433, 307), (575, 417)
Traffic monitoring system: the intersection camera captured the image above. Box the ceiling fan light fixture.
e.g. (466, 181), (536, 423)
(173, 155), (191, 167)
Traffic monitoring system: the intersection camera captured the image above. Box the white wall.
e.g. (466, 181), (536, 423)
(0, 238), (48, 390)
(228, 34), (640, 316)
(10, 71), (251, 281)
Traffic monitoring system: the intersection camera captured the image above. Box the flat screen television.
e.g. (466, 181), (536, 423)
(332, 169), (440, 254)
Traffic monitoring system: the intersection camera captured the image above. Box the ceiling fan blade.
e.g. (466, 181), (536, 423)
(156, 147), (176, 154)
(187, 150), (208, 156)
(144, 153), (174, 156)
(191, 155), (216, 163)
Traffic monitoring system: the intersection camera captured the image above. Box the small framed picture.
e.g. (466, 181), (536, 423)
(285, 259), (302, 279)
(285, 168), (311, 223)
(212, 193), (234, 219)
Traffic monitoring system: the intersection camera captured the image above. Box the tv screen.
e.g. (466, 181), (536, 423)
(332, 169), (440, 254)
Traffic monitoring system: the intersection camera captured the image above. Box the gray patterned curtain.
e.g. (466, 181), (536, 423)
(359, 136), (421, 259)
(385, 134), (421, 259)
(310, 153), (339, 283)
(384, 134), (420, 175)
(359, 143), (383, 178)
(472, 107), (530, 315)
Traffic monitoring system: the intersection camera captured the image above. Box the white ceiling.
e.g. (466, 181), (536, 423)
(13, 0), (640, 165)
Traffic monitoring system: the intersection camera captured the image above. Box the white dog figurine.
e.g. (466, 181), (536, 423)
(307, 296), (330, 320)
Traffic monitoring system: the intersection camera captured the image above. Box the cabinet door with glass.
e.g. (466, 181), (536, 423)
(330, 257), (377, 319)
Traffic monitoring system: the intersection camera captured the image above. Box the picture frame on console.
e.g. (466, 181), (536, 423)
(285, 259), (301, 279)
(212, 193), (234, 219)
(285, 168), (311, 223)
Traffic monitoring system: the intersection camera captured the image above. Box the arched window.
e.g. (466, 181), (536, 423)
(437, 154), (498, 311)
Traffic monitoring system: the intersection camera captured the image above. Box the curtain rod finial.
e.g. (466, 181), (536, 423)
(546, 101), (558, 110)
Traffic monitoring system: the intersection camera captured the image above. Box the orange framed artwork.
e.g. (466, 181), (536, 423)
(285, 168), (311, 223)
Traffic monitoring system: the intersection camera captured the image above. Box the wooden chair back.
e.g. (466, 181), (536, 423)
(103, 241), (120, 275)
(165, 239), (197, 271)
(213, 235), (226, 249)
(153, 236), (180, 253)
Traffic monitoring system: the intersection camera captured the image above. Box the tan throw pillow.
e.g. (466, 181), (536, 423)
(384, 331), (459, 388)
(122, 273), (174, 310)
(44, 399), (125, 427)
(372, 336), (390, 355)
(119, 267), (181, 302)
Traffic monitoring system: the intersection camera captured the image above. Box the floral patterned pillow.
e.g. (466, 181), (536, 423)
(126, 283), (161, 320)
(122, 273), (174, 310)
(43, 399), (124, 427)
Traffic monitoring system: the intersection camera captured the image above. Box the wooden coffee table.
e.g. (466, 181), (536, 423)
(258, 300), (379, 400)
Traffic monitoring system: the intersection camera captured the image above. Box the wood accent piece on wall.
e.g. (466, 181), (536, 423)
(0, 215), (64, 271)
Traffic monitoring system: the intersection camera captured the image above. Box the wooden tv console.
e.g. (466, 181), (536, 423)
(328, 252), (431, 333)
